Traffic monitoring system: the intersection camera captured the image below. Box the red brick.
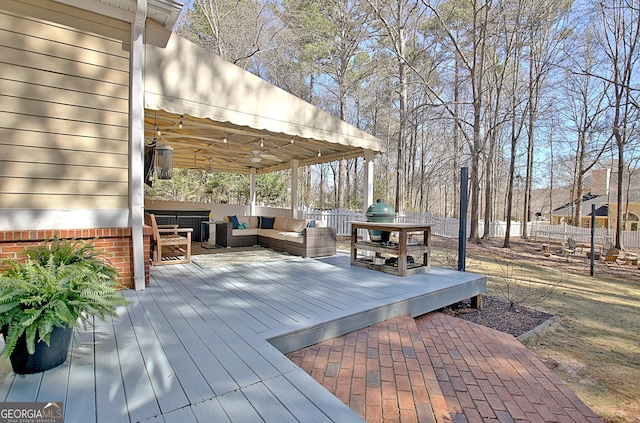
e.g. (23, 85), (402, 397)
(462, 407), (484, 423)
(353, 363), (366, 378)
(503, 400), (527, 420)
(382, 398), (400, 420)
(380, 353), (394, 367)
(395, 374), (411, 391)
(337, 366), (353, 384)
(399, 408), (419, 423)
(381, 366), (395, 382)
(323, 375), (337, 392)
(397, 389), (415, 410)
(475, 400), (496, 419)
(381, 381), (398, 400)
(365, 404), (382, 423)
(335, 383), (350, 403)
(349, 394), (365, 417)
(444, 394), (462, 414)
(409, 370), (426, 387)
(366, 386), (381, 406)
(411, 386), (430, 405)
(351, 377), (366, 395)
(456, 391), (474, 409)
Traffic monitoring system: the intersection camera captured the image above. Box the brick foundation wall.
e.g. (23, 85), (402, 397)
(0, 227), (152, 289)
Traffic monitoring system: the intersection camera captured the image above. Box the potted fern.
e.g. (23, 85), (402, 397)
(0, 238), (128, 374)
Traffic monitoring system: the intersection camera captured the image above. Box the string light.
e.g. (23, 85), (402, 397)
(290, 137), (295, 144)
(260, 138), (264, 148)
(223, 133), (228, 143)
(178, 115), (183, 129)
(317, 150), (322, 157)
(154, 111), (161, 136)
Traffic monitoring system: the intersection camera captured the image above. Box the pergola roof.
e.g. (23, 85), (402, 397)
(144, 25), (385, 175)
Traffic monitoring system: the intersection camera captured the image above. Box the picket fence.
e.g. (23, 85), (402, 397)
(301, 208), (640, 249)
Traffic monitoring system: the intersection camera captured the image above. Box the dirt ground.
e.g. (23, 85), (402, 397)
(433, 237), (640, 337)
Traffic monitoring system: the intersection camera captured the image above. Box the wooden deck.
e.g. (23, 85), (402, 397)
(0, 253), (485, 422)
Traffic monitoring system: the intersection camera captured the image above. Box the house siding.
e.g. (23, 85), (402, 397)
(0, 0), (142, 287)
(0, 0), (130, 210)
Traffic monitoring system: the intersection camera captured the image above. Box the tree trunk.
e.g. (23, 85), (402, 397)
(396, 11), (407, 214)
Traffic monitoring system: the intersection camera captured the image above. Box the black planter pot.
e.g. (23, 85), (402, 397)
(3, 325), (73, 374)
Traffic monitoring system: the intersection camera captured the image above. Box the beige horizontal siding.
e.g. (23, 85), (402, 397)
(0, 68), (129, 108)
(0, 177), (128, 196)
(0, 129), (127, 155)
(0, 44), (129, 86)
(0, 0), (131, 211)
(0, 161), (128, 182)
(1, 144), (127, 167)
(0, 63), (128, 99)
(0, 13), (129, 58)
(0, 195), (129, 209)
(0, 115), (128, 142)
(1, 0), (130, 46)
(1, 94), (128, 127)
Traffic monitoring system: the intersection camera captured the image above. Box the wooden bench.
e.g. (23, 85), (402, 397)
(145, 213), (193, 265)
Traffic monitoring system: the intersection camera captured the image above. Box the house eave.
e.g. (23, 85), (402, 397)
(53, 0), (183, 29)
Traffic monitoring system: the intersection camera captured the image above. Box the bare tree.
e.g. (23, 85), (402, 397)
(520, 0), (571, 239)
(561, 26), (610, 227)
(595, 0), (640, 249)
(178, 0), (285, 71)
(502, 0), (529, 248)
(421, 0), (494, 243)
(366, 0), (426, 213)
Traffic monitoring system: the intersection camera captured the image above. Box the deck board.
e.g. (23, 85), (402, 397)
(129, 292), (194, 412)
(6, 373), (40, 402)
(93, 317), (129, 423)
(132, 290), (217, 406)
(190, 397), (232, 423)
(263, 374), (336, 423)
(37, 351), (70, 404)
(65, 328), (97, 423)
(0, 253), (485, 422)
(113, 300), (162, 423)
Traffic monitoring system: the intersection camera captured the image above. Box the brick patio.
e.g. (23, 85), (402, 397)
(288, 313), (604, 423)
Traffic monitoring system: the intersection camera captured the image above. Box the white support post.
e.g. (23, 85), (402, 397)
(129, 0), (147, 291)
(250, 168), (257, 216)
(291, 159), (299, 218)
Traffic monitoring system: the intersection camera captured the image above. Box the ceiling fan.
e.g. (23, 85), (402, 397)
(245, 149), (281, 163)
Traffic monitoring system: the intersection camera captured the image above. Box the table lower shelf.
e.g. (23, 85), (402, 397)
(350, 257), (429, 276)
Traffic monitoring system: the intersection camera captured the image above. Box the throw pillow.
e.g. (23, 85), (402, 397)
(274, 217), (288, 230)
(228, 215), (239, 229)
(238, 222), (247, 229)
(287, 219), (305, 233)
(261, 216), (275, 229)
(307, 220), (316, 228)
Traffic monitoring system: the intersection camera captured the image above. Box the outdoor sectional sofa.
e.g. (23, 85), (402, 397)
(215, 215), (336, 258)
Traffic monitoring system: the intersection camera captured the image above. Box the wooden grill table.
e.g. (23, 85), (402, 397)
(350, 221), (431, 276)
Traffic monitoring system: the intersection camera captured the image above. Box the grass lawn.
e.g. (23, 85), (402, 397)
(430, 239), (640, 423)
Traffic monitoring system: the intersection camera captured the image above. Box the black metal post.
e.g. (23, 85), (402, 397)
(590, 203), (596, 276)
(458, 167), (468, 272)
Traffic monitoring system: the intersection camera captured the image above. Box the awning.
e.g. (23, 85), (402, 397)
(144, 23), (384, 174)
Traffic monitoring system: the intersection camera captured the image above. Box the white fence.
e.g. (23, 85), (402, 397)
(301, 208), (640, 249)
